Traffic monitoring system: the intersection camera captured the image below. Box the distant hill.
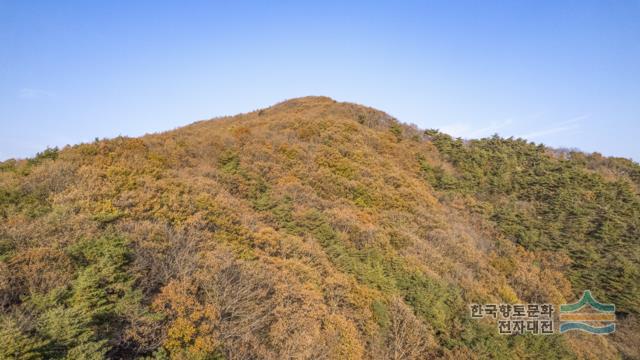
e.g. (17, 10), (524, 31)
(1, 96), (638, 359)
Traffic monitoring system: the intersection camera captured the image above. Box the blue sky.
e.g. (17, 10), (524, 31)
(1, 0), (639, 160)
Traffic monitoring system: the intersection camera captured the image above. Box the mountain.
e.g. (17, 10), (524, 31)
(1, 96), (638, 359)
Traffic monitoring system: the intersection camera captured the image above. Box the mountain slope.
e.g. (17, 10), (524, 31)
(0, 96), (638, 359)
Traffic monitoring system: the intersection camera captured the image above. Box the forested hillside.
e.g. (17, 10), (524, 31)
(1, 97), (638, 359)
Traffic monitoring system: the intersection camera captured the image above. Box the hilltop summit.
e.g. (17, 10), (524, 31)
(1, 98), (638, 359)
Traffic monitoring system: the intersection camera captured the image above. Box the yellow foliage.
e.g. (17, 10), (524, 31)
(153, 280), (218, 357)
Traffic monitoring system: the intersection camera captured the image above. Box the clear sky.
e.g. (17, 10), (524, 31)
(1, 1), (639, 161)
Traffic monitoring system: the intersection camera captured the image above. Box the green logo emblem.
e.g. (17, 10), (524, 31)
(559, 291), (615, 334)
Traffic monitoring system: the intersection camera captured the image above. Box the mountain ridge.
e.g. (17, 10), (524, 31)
(1, 97), (638, 359)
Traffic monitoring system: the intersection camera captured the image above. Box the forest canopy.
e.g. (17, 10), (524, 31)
(1, 97), (638, 359)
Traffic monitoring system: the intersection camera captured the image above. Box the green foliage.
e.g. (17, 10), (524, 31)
(453, 320), (512, 359)
(510, 334), (575, 360)
(218, 150), (240, 173)
(38, 305), (109, 359)
(371, 300), (389, 328)
(1, 187), (51, 218)
(426, 131), (640, 314)
(36, 236), (137, 358)
(0, 316), (50, 360)
(27, 147), (59, 167)
(0, 235), (156, 359)
(295, 209), (397, 291)
(285, 207), (464, 338)
(418, 155), (459, 191)
(389, 123), (403, 141)
(351, 185), (374, 208)
(392, 266), (459, 333)
(92, 209), (125, 224)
